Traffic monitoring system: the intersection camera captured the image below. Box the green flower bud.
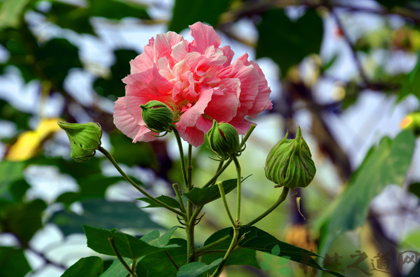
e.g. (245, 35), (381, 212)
(265, 127), (316, 189)
(57, 121), (102, 163)
(207, 120), (240, 159)
(140, 100), (174, 133)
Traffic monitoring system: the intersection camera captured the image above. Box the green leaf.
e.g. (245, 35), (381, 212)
(101, 257), (131, 277)
(137, 238), (187, 277)
(0, 0), (31, 30)
(89, 0), (150, 20)
(168, 0), (230, 33)
(183, 178), (239, 206)
(256, 9), (323, 75)
(259, 262), (272, 271)
(263, 251), (273, 264)
(83, 225), (179, 259)
(176, 258), (223, 277)
(50, 199), (161, 236)
(271, 244), (280, 256)
(137, 195), (180, 209)
(278, 267), (292, 276)
(0, 199), (47, 247)
(40, 1), (95, 35)
(94, 49), (138, 99)
(0, 247), (31, 277)
(318, 130), (416, 257)
(277, 256), (291, 265)
(140, 226), (178, 247)
(202, 227), (260, 268)
(61, 256), (103, 277)
(0, 161), (25, 198)
(238, 226), (344, 277)
(398, 51), (420, 101)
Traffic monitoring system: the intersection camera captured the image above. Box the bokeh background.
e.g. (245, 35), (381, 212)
(1, 0), (420, 276)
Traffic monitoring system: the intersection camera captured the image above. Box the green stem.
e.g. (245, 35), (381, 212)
(202, 159), (232, 188)
(172, 128), (188, 186)
(232, 155), (241, 224)
(246, 187), (290, 226)
(164, 250), (179, 270)
(172, 183), (186, 213)
(186, 144), (195, 263)
(217, 182), (235, 227)
(98, 147), (185, 218)
(131, 258), (138, 277)
(187, 144), (193, 190)
(210, 228), (239, 277)
(108, 237), (133, 276)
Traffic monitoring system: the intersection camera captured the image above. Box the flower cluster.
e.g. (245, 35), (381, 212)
(114, 22), (272, 146)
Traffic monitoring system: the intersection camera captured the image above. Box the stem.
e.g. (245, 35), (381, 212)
(98, 147), (185, 217)
(217, 182), (235, 227)
(246, 187), (290, 226)
(172, 128), (188, 186)
(232, 155), (241, 224)
(202, 159), (232, 188)
(108, 237), (133, 276)
(186, 143), (195, 263)
(164, 250), (179, 270)
(172, 183), (186, 213)
(210, 228), (239, 277)
(131, 259), (138, 277)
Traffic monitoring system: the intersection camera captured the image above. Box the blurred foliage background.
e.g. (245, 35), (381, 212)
(1, 0), (420, 276)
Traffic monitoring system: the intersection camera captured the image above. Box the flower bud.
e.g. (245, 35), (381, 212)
(207, 120), (240, 159)
(265, 127), (316, 189)
(140, 100), (174, 133)
(57, 121), (102, 163)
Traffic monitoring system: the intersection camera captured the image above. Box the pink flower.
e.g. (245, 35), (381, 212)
(114, 22), (272, 147)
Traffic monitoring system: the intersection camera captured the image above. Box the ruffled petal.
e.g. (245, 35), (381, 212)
(189, 22), (221, 53)
(176, 87), (213, 129)
(130, 38), (154, 74)
(205, 78), (240, 123)
(177, 126), (205, 147)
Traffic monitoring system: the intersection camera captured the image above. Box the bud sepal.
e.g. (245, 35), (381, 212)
(140, 100), (176, 134)
(206, 120), (242, 160)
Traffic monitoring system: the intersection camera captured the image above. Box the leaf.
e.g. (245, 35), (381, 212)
(278, 267), (292, 276)
(83, 225), (179, 260)
(137, 195), (180, 209)
(140, 226), (178, 247)
(259, 262), (272, 271)
(271, 244), (281, 256)
(137, 238), (187, 277)
(263, 252), (273, 264)
(89, 0), (150, 20)
(61, 256), (103, 277)
(256, 9), (323, 75)
(94, 49), (139, 99)
(176, 258), (223, 277)
(168, 0), (230, 33)
(0, 199), (47, 247)
(0, 161), (25, 198)
(238, 226), (344, 277)
(0, 0), (31, 30)
(277, 256), (291, 265)
(0, 247), (31, 277)
(202, 227), (260, 268)
(101, 257), (131, 277)
(50, 199), (161, 236)
(183, 178), (239, 206)
(318, 130), (416, 257)
(398, 51), (420, 101)
(40, 1), (95, 35)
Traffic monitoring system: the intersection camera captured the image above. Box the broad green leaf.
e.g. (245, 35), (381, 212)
(83, 225), (179, 259)
(237, 226), (344, 277)
(140, 226), (178, 247)
(278, 267), (292, 276)
(256, 9), (323, 75)
(137, 195), (180, 209)
(398, 51), (420, 101)
(89, 0), (150, 20)
(183, 178), (239, 206)
(176, 258), (223, 277)
(271, 244), (281, 256)
(0, 247), (31, 277)
(202, 228), (260, 268)
(137, 238), (187, 277)
(101, 257), (131, 277)
(50, 199), (161, 236)
(318, 130), (416, 257)
(61, 256), (103, 277)
(0, 161), (25, 198)
(0, 0), (31, 30)
(259, 262), (272, 271)
(94, 50), (139, 99)
(168, 0), (230, 33)
(0, 199), (47, 247)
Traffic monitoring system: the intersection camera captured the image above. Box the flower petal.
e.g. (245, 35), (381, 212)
(176, 87), (213, 129)
(189, 22), (221, 53)
(130, 38), (154, 74)
(178, 126), (205, 147)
